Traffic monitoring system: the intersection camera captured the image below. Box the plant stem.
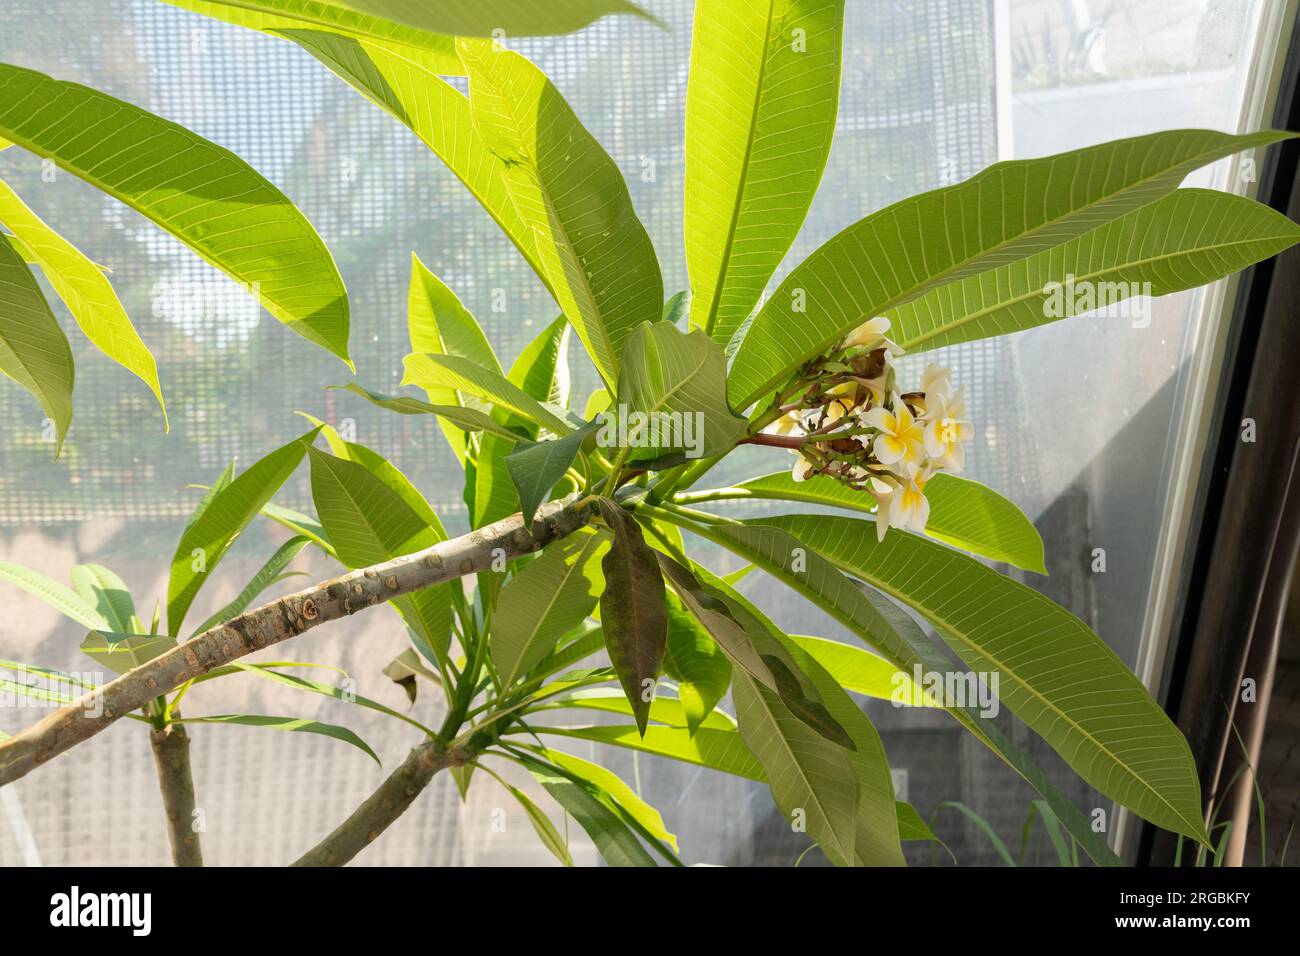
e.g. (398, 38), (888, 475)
(291, 739), (466, 866)
(149, 719), (202, 866)
(0, 496), (592, 788)
(739, 432), (806, 449)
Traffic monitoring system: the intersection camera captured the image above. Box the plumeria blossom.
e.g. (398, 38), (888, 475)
(923, 386), (973, 473)
(862, 394), (926, 477)
(758, 332), (970, 539)
(841, 316), (904, 355)
(869, 475), (931, 541)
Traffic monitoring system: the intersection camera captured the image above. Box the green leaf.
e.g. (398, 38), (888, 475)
(897, 801), (937, 842)
(70, 564), (136, 634)
(164, 0), (463, 63)
(526, 624), (607, 686)
(506, 422), (597, 526)
(890, 189), (1300, 353)
(0, 65), (351, 366)
(167, 430), (317, 635)
(732, 668), (859, 866)
(457, 40), (663, 386)
(667, 513), (1124, 864)
(594, 499), (667, 736)
(757, 512), (1207, 842)
(790, 634), (931, 706)
(520, 755), (657, 866)
(512, 315), (572, 409)
(501, 780), (573, 866)
(306, 416), (448, 539)
(190, 536), (311, 635)
(306, 445), (452, 659)
(185, 460), (237, 536)
(176, 713), (380, 764)
(330, 383), (527, 443)
(181, 0), (655, 40)
(661, 291), (689, 326)
(728, 128), (1294, 408)
(80, 631), (178, 675)
(259, 501), (336, 556)
(0, 562), (108, 630)
(402, 353), (573, 435)
(229, 662), (434, 736)
(655, 553), (853, 748)
(935, 801), (1016, 866)
(525, 724), (764, 780)
(686, 0), (845, 345)
(475, 316), (572, 527)
(782, 637), (904, 866)
(406, 256), (502, 464)
(541, 747), (679, 853)
(0, 231), (74, 455)
(614, 321), (748, 461)
(492, 528), (608, 691)
(277, 30), (549, 306)
(663, 591), (732, 736)
(348, 0), (656, 37)
(707, 470), (1046, 573)
(0, 178), (165, 426)
(531, 686), (737, 732)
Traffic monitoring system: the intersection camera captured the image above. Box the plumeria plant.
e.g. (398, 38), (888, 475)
(2, 0), (1299, 867)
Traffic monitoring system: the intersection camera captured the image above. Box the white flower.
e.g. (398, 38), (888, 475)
(923, 386), (973, 473)
(869, 475), (931, 541)
(771, 408), (806, 438)
(842, 316), (904, 355)
(861, 394), (926, 477)
(920, 363), (953, 399)
(791, 452), (815, 483)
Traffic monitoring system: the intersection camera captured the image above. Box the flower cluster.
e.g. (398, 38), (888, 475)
(764, 317), (973, 540)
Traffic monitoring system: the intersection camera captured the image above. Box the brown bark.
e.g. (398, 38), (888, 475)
(0, 497), (590, 787)
(291, 739), (464, 866)
(149, 720), (203, 866)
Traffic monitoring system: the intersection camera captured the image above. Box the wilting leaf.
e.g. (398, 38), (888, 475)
(732, 667), (859, 865)
(0, 562), (108, 631)
(594, 498), (667, 736)
(332, 383), (524, 442)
